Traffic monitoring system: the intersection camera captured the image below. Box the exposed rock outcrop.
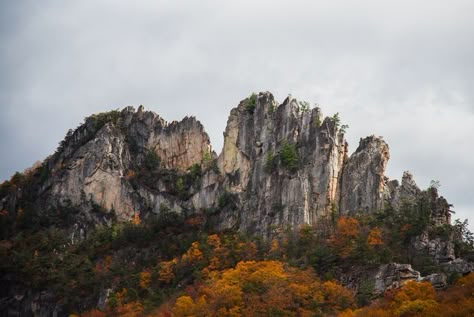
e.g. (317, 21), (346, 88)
(0, 91), (462, 238)
(216, 93), (348, 234)
(422, 273), (448, 290)
(50, 122), (135, 220)
(411, 231), (456, 264)
(339, 136), (390, 214)
(441, 258), (474, 275)
(373, 263), (421, 296)
(0, 91), (472, 316)
(389, 171), (422, 208)
(0, 107), (215, 225)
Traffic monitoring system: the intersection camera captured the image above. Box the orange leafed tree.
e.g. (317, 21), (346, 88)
(158, 258), (177, 284)
(207, 234), (221, 249)
(331, 217), (360, 257)
(171, 260), (354, 316)
(139, 270), (151, 289)
(182, 241), (203, 264)
(172, 296), (196, 316)
(341, 273), (474, 317)
(131, 211), (140, 225)
(336, 217), (359, 238)
(367, 227), (383, 247)
(107, 288), (144, 317)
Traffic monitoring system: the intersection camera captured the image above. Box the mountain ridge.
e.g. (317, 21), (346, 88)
(0, 92), (473, 316)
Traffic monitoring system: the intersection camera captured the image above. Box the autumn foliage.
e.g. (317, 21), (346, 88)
(367, 227), (383, 247)
(339, 273), (474, 317)
(169, 260), (354, 316)
(330, 216), (361, 257)
(5, 203), (472, 317)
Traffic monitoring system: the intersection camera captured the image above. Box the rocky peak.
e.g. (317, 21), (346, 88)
(0, 92), (458, 236)
(373, 263), (421, 296)
(399, 171), (421, 202)
(213, 92), (349, 235)
(1, 92), (472, 317)
(123, 106), (213, 171)
(31, 106), (214, 221)
(339, 135), (390, 214)
(428, 187), (452, 226)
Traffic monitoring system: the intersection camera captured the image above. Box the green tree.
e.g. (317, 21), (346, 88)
(279, 141), (299, 172)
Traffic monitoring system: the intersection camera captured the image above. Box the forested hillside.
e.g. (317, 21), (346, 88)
(1, 93), (473, 316)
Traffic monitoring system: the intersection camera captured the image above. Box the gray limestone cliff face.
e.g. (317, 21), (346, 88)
(123, 106), (212, 171)
(1, 92), (472, 314)
(386, 171), (457, 266)
(339, 136), (390, 214)
(388, 171), (422, 208)
(373, 263), (421, 296)
(49, 123), (135, 221)
(26, 106), (215, 223)
(0, 92), (459, 239)
(216, 92), (348, 234)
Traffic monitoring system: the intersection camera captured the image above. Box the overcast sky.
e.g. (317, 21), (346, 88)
(1, 0), (473, 227)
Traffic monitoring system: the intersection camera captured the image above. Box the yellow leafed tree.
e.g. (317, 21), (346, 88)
(131, 211), (140, 225)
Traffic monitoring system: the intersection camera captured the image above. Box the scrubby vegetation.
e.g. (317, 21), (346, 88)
(126, 152), (208, 200)
(1, 158), (473, 316)
(314, 115), (322, 128)
(264, 150), (277, 173)
(144, 149), (161, 171)
(86, 109), (122, 131)
(297, 100), (311, 113)
(279, 141), (299, 172)
(245, 93), (257, 114)
(331, 112), (349, 134)
(1, 199), (473, 316)
(263, 142), (300, 174)
(340, 274), (474, 317)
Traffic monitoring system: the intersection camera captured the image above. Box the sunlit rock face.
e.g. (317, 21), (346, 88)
(339, 135), (390, 214)
(0, 92), (471, 317)
(216, 92), (348, 235)
(32, 106), (215, 222)
(0, 92), (454, 237)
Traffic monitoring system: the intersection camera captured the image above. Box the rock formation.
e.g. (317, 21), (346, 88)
(0, 91), (472, 316)
(215, 93), (347, 234)
(373, 263), (421, 296)
(339, 136), (390, 214)
(0, 91), (461, 236)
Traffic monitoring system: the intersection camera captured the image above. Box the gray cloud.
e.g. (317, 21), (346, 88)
(1, 0), (473, 227)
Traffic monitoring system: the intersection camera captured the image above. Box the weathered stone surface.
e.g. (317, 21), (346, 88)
(340, 264), (451, 297)
(411, 231), (455, 264)
(428, 188), (452, 226)
(217, 92), (347, 235)
(388, 171), (421, 208)
(19, 106), (215, 224)
(441, 258), (474, 275)
(422, 273), (448, 290)
(1, 92), (472, 315)
(0, 92), (462, 239)
(339, 135), (390, 214)
(50, 123), (136, 221)
(125, 106), (213, 171)
(373, 263), (420, 296)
